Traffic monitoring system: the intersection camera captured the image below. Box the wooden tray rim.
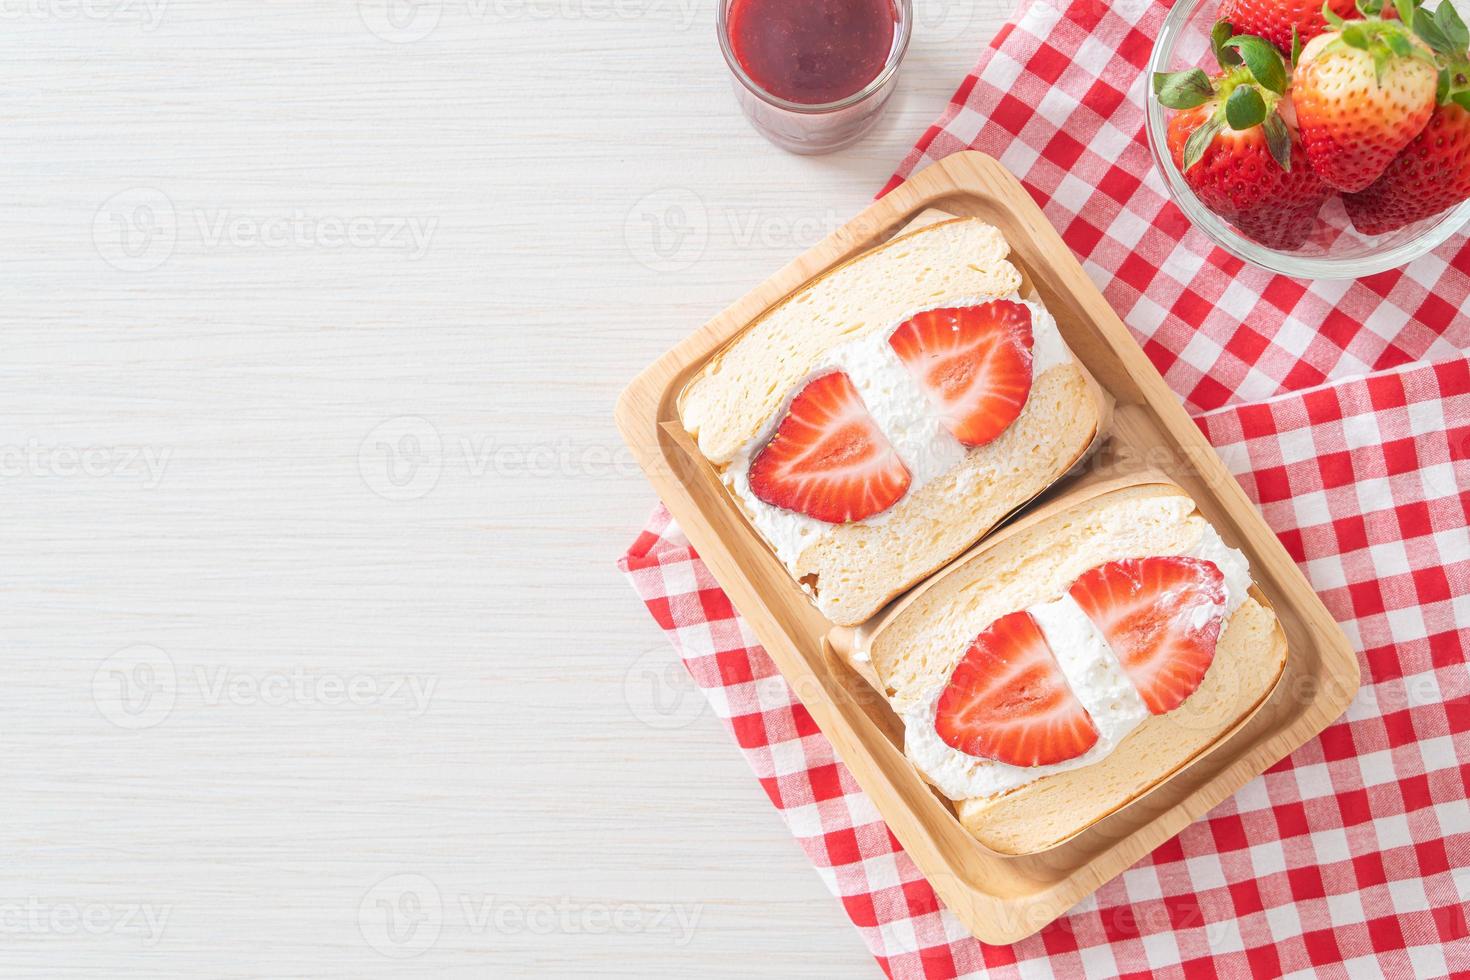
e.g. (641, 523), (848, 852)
(614, 151), (1361, 944)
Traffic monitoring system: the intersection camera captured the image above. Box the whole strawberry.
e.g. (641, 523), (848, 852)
(1218, 0), (1360, 54)
(1293, 1), (1439, 192)
(1345, 2), (1470, 233)
(1156, 33), (1332, 249)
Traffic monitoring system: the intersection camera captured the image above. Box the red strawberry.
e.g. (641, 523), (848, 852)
(934, 611), (1100, 767)
(748, 370), (911, 524)
(1069, 557), (1227, 715)
(1344, 101), (1470, 231)
(1165, 93), (1332, 248)
(1218, 0), (1361, 54)
(1156, 34), (1332, 249)
(1344, 3), (1470, 233)
(887, 300), (1033, 448)
(1293, 13), (1439, 191)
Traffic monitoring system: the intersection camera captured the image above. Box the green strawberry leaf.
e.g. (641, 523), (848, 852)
(1341, 23), (1370, 49)
(1372, 43), (1391, 83)
(1395, 0), (1416, 27)
(1212, 19), (1243, 66)
(1262, 112), (1292, 170)
(1224, 35), (1288, 93)
(1438, 0), (1469, 50)
(1323, 0), (1346, 30)
(1226, 84), (1268, 129)
(1182, 115), (1225, 171)
(1415, 10), (1449, 52)
(1386, 31), (1413, 57)
(1439, 66), (1452, 102)
(1153, 68), (1216, 108)
(1292, 26), (1303, 67)
(1454, 89), (1470, 111)
(1359, 0), (1383, 16)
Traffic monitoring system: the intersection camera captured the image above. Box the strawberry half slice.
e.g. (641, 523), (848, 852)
(934, 610), (1100, 767)
(1069, 557), (1227, 715)
(748, 370), (911, 524)
(888, 301), (1034, 448)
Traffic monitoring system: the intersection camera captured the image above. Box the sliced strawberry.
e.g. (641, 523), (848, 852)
(748, 370), (911, 524)
(934, 610), (1100, 767)
(1069, 557), (1227, 715)
(887, 301), (1034, 448)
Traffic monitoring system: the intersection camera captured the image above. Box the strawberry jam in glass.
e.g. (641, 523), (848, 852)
(719, 0), (911, 154)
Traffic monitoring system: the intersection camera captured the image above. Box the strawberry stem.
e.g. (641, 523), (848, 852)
(1153, 68), (1216, 108)
(1261, 112), (1292, 170)
(1223, 34), (1288, 93)
(1182, 115), (1225, 171)
(1225, 84), (1268, 128)
(1322, 15), (1437, 86)
(1212, 20), (1242, 67)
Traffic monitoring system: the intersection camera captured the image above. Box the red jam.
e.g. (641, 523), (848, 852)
(727, 0), (897, 106)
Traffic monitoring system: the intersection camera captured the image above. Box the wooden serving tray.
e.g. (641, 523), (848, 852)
(614, 151), (1359, 943)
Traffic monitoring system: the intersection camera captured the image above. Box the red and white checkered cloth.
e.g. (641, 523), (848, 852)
(621, 1), (1470, 975)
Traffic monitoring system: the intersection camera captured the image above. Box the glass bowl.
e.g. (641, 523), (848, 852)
(1145, 0), (1470, 278)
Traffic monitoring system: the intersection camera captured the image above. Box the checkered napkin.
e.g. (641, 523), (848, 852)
(620, 1), (1470, 975)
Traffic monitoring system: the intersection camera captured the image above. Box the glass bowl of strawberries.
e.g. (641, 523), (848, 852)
(1146, 0), (1470, 277)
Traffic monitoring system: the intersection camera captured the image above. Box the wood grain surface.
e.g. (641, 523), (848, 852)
(1, 0), (1021, 975)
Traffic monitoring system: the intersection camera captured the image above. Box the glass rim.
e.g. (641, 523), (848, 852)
(1145, 0), (1470, 279)
(717, 0), (913, 115)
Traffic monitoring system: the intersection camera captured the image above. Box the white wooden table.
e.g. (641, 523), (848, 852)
(2, 2), (1010, 973)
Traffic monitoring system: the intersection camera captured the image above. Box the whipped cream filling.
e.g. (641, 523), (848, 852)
(901, 523), (1253, 801)
(726, 295), (1070, 568)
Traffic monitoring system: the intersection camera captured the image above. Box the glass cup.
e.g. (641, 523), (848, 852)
(718, 0), (912, 155)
